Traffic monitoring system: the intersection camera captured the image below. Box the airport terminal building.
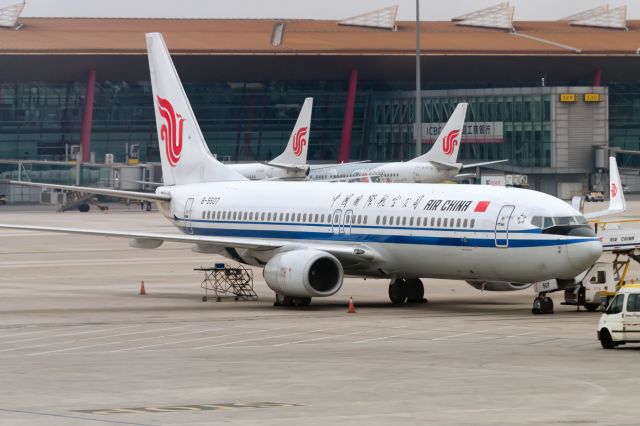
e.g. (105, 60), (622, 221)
(1, 4), (640, 197)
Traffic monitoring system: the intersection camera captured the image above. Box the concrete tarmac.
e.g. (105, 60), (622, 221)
(0, 206), (639, 426)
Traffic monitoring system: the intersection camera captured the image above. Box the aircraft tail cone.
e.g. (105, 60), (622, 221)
(347, 297), (356, 313)
(139, 280), (146, 295)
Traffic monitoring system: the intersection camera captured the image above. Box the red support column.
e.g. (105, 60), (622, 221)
(338, 69), (358, 163)
(79, 69), (96, 162)
(593, 69), (602, 87)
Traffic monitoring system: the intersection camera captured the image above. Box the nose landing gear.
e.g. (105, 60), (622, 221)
(531, 293), (554, 314)
(388, 278), (427, 305)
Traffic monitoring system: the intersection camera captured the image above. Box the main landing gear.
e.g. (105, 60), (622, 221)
(274, 293), (312, 307)
(388, 278), (427, 305)
(531, 293), (554, 314)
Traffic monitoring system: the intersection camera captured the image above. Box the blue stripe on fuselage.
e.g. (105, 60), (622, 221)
(178, 223), (597, 248)
(185, 217), (542, 234)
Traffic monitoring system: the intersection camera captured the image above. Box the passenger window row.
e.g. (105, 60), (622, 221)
(199, 210), (369, 225)
(375, 215), (476, 229)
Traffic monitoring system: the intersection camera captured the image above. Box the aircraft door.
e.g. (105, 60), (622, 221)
(413, 166), (421, 183)
(184, 197), (195, 235)
(342, 209), (353, 235)
(331, 209), (342, 235)
(494, 205), (514, 248)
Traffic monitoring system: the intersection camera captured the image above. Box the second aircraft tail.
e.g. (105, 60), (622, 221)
(270, 98), (313, 167)
(410, 103), (468, 165)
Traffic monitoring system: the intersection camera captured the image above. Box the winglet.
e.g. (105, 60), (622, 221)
(585, 156), (626, 219)
(410, 102), (468, 164)
(270, 97), (313, 166)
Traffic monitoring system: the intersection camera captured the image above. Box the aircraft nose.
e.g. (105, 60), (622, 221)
(567, 240), (602, 272)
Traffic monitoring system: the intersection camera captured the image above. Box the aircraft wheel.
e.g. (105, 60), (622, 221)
(532, 297), (543, 314)
(292, 297), (312, 307)
(388, 279), (407, 305)
(405, 278), (426, 303)
(532, 296), (553, 314)
(78, 203), (90, 213)
(274, 293), (294, 307)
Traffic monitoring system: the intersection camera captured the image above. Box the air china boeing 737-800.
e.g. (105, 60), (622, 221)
(0, 33), (606, 307)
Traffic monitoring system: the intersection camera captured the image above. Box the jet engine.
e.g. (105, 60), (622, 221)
(263, 249), (344, 297)
(466, 280), (533, 292)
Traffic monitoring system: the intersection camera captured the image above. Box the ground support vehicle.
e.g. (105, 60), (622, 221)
(598, 284), (640, 349)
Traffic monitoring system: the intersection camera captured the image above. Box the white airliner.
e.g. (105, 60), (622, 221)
(226, 98), (312, 180)
(0, 33), (605, 307)
(309, 103), (507, 184)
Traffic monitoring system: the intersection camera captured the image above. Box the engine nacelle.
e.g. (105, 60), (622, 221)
(129, 238), (163, 249)
(466, 280), (533, 292)
(263, 249), (344, 298)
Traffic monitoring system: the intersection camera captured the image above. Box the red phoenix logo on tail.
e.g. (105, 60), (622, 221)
(442, 129), (460, 156)
(611, 182), (618, 198)
(292, 126), (308, 157)
(157, 96), (186, 167)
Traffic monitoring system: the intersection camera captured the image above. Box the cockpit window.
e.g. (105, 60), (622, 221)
(532, 215), (589, 229)
(530, 215), (594, 237)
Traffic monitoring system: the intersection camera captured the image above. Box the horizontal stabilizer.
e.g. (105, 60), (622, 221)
(266, 162), (310, 172)
(461, 159), (509, 169)
(3, 180), (171, 202)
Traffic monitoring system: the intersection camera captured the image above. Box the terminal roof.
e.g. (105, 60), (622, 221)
(1, 18), (639, 56)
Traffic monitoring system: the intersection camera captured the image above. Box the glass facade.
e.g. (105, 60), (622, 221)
(365, 92), (552, 167)
(609, 83), (640, 168)
(0, 81), (368, 164)
(0, 79), (638, 172)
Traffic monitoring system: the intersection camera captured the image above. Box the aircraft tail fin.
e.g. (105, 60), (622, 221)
(410, 103), (468, 164)
(585, 157), (626, 219)
(146, 32), (247, 185)
(270, 98), (313, 166)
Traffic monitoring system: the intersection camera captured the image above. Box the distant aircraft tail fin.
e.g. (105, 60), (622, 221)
(585, 157), (626, 219)
(270, 98), (313, 166)
(146, 32), (247, 185)
(410, 102), (468, 165)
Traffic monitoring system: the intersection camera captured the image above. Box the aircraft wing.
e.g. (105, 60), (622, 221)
(0, 224), (382, 263)
(0, 224), (281, 250)
(460, 159), (509, 169)
(3, 180), (170, 202)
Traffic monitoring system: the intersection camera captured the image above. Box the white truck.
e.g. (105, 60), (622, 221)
(564, 262), (617, 311)
(597, 284), (640, 349)
(532, 261), (628, 314)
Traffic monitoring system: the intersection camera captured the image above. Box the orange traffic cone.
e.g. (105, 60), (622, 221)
(139, 280), (146, 295)
(347, 297), (356, 313)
